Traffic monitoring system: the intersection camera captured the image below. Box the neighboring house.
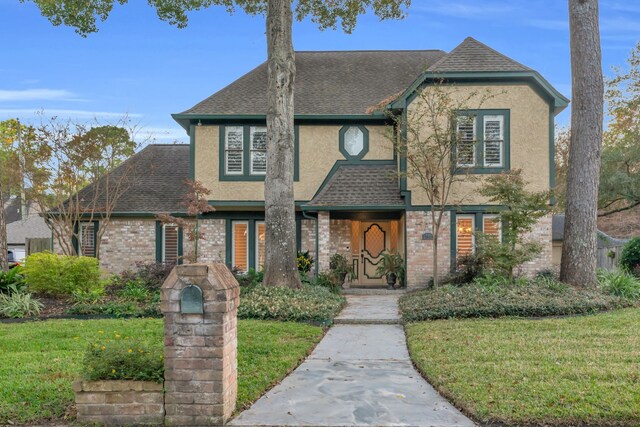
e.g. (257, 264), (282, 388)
(5, 196), (51, 252)
(61, 37), (568, 288)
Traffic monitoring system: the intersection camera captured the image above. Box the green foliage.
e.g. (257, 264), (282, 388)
(119, 280), (151, 302)
(71, 287), (106, 305)
(0, 291), (43, 318)
(110, 261), (173, 292)
(297, 250), (314, 273)
(597, 269), (640, 300)
(22, 252), (102, 295)
(0, 266), (26, 294)
(443, 253), (488, 285)
(477, 170), (550, 280)
(375, 252), (405, 283)
(329, 253), (349, 273)
(400, 280), (629, 322)
(22, 0), (410, 37)
(82, 330), (163, 383)
(620, 237), (640, 275)
(239, 285), (345, 325)
(234, 268), (264, 289)
(67, 300), (161, 318)
(302, 272), (342, 294)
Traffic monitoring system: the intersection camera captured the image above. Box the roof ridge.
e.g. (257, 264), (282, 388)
(427, 36), (531, 72)
(295, 49), (445, 53)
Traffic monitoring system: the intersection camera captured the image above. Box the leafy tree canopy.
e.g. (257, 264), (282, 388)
(21, 0), (410, 36)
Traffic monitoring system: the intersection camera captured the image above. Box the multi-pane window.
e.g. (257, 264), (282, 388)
(225, 126), (244, 174)
(255, 221), (266, 270)
(250, 127), (267, 175)
(232, 221), (249, 273)
(163, 225), (179, 264)
(456, 116), (476, 167)
(483, 115), (504, 167)
(483, 215), (502, 242)
(456, 111), (508, 170)
(79, 222), (96, 257)
(456, 216), (475, 258)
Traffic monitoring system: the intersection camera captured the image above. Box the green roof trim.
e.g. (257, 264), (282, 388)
(389, 71), (569, 114)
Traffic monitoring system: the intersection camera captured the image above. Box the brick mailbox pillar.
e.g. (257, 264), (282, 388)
(161, 264), (240, 426)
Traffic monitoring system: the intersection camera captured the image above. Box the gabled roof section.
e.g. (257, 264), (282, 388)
(305, 164), (403, 209)
(174, 50), (446, 122)
(428, 37), (531, 73)
(390, 37), (569, 114)
(52, 145), (190, 215)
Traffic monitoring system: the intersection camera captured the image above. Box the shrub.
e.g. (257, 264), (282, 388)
(297, 251), (314, 273)
(620, 237), (640, 276)
(239, 285), (345, 324)
(71, 287), (106, 305)
(0, 291), (43, 318)
(443, 253), (488, 285)
(400, 280), (630, 322)
(67, 301), (161, 318)
(234, 268), (263, 288)
(119, 280), (151, 302)
(110, 262), (173, 293)
(22, 252), (102, 295)
(306, 272), (342, 294)
(0, 267), (26, 294)
(82, 331), (163, 382)
(598, 269), (640, 300)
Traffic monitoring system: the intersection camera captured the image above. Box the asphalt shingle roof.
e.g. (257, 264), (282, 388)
(71, 144), (190, 214)
(306, 164), (403, 207)
(179, 50), (446, 116)
(428, 37), (531, 73)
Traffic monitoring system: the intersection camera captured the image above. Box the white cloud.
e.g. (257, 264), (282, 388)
(0, 89), (78, 102)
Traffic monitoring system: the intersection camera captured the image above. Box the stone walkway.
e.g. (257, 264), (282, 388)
(230, 295), (475, 426)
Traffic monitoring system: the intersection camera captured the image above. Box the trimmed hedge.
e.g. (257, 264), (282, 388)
(400, 281), (631, 322)
(238, 285), (345, 325)
(22, 252), (102, 296)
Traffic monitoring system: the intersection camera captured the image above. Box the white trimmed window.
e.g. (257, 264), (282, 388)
(163, 224), (179, 264)
(456, 215), (475, 258)
(232, 221), (249, 273)
(250, 126), (267, 175)
(79, 222), (96, 257)
(225, 126), (244, 175)
(483, 215), (502, 242)
(456, 116), (476, 167)
(483, 115), (504, 167)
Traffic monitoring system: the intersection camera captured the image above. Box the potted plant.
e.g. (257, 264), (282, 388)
(376, 252), (405, 289)
(329, 253), (351, 283)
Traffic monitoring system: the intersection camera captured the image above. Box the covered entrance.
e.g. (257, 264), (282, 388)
(351, 220), (403, 286)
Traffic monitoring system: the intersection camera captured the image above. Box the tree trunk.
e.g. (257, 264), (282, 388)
(560, 0), (604, 287)
(263, 0), (301, 288)
(0, 180), (8, 271)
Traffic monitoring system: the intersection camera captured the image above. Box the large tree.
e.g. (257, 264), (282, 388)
(22, 0), (410, 287)
(561, 0), (604, 287)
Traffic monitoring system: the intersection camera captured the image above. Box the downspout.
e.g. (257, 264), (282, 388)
(302, 210), (318, 277)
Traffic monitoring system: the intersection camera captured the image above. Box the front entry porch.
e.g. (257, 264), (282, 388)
(316, 212), (405, 288)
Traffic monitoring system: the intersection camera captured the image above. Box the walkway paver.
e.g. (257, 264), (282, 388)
(230, 295), (475, 427)
(335, 295), (402, 324)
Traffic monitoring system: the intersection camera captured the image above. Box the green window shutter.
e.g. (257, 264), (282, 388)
(177, 227), (184, 265)
(155, 221), (163, 263)
(72, 222), (79, 255)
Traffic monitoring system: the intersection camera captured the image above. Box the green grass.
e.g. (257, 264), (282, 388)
(406, 308), (640, 426)
(0, 318), (323, 425)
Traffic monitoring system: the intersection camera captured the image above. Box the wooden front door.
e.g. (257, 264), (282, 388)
(359, 222), (391, 285)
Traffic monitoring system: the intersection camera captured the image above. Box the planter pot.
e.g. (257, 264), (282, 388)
(339, 271), (348, 283)
(386, 273), (397, 289)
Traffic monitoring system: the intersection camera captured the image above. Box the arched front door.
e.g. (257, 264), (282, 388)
(359, 222), (390, 285)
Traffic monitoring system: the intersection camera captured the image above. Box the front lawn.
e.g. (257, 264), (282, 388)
(0, 318), (323, 425)
(406, 308), (640, 426)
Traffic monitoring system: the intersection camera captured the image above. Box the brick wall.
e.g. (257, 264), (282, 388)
(185, 218), (226, 265)
(317, 212), (330, 271)
(73, 380), (163, 426)
(99, 219), (157, 273)
(300, 219), (316, 261)
(405, 211), (451, 289)
(329, 219), (352, 258)
(519, 213), (553, 275)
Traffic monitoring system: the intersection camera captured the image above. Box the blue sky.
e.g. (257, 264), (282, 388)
(1, 0), (638, 144)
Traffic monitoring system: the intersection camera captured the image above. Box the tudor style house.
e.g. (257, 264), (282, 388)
(66, 37), (568, 289)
